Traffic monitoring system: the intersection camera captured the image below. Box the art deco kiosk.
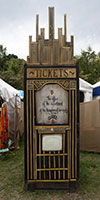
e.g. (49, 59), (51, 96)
(24, 7), (79, 190)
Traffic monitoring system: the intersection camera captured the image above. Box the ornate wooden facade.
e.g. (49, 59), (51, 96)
(24, 7), (79, 190)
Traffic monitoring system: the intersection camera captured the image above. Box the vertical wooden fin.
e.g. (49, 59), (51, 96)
(27, 7), (76, 65)
(58, 28), (62, 46)
(29, 36), (32, 62)
(64, 14), (67, 42)
(40, 28), (45, 40)
(36, 14), (39, 42)
(71, 35), (74, 57)
(49, 7), (54, 40)
(58, 28), (62, 39)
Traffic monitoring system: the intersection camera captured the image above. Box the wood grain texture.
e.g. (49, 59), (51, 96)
(27, 7), (76, 66)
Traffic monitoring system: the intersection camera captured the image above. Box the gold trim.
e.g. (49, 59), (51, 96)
(39, 134), (41, 179)
(27, 82), (29, 179)
(27, 68), (76, 79)
(36, 125), (70, 129)
(37, 168), (68, 171)
(69, 90), (71, 179)
(33, 90), (35, 179)
(28, 179), (69, 183)
(35, 130), (37, 179)
(69, 90), (71, 128)
(58, 151), (60, 179)
(70, 179), (77, 182)
(30, 90), (32, 179)
(72, 90), (74, 178)
(63, 134), (65, 179)
(68, 130), (70, 179)
(54, 151), (56, 180)
(33, 88), (37, 180)
(43, 151), (46, 179)
(75, 90), (77, 178)
(28, 79), (76, 91)
(36, 153), (68, 156)
(49, 151), (51, 179)
(38, 131), (67, 134)
(34, 80), (76, 91)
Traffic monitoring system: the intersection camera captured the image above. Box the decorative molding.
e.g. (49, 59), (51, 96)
(27, 80), (76, 91)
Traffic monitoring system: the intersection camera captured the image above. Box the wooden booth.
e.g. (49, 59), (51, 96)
(24, 7), (79, 190)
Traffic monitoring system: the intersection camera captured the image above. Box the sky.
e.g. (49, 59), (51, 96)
(0, 0), (100, 60)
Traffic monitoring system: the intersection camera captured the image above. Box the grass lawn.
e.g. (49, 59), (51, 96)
(0, 137), (100, 200)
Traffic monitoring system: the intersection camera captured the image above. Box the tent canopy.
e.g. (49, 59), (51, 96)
(93, 81), (100, 97)
(79, 78), (93, 102)
(79, 78), (93, 92)
(0, 78), (20, 102)
(93, 81), (100, 88)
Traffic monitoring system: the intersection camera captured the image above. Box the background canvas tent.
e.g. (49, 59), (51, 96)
(79, 78), (93, 102)
(80, 99), (100, 152)
(93, 81), (100, 100)
(0, 78), (24, 148)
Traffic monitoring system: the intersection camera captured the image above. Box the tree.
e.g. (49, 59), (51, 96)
(0, 45), (8, 71)
(0, 45), (26, 90)
(76, 46), (100, 84)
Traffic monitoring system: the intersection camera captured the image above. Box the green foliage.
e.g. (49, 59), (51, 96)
(77, 46), (100, 84)
(0, 45), (26, 90)
(0, 45), (8, 71)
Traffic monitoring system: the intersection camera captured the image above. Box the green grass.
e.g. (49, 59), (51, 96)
(0, 138), (100, 200)
(79, 152), (100, 198)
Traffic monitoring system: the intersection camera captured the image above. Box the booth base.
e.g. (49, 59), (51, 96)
(25, 181), (79, 191)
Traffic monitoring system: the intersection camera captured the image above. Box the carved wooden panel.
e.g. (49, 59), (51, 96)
(27, 7), (76, 66)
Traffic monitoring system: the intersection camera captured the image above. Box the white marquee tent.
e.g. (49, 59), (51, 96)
(0, 78), (20, 103)
(79, 78), (93, 102)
